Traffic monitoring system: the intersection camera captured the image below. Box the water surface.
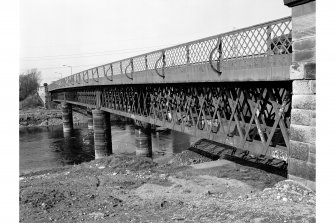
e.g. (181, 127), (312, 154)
(19, 119), (196, 175)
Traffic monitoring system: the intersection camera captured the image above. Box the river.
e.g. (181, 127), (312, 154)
(19, 118), (197, 175)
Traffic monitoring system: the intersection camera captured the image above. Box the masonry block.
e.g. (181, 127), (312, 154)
(293, 37), (315, 51)
(290, 124), (315, 144)
(288, 158), (306, 179)
(288, 157), (315, 181)
(290, 62), (316, 80)
(292, 1), (316, 17)
(290, 63), (304, 79)
(293, 49), (315, 63)
(309, 142), (316, 154)
(292, 13), (315, 33)
(289, 140), (309, 161)
(293, 26), (316, 41)
(306, 162), (316, 181)
(308, 152), (316, 164)
(291, 140), (315, 154)
(291, 108), (315, 127)
(292, 80), (316, 95)
(292, 95), (316, 110)
(304, 62), (316, 79)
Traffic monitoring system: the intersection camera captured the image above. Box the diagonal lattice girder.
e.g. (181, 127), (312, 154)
(52, 82), (291, 161)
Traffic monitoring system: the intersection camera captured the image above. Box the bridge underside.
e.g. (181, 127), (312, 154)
(52, 81), (291, 162)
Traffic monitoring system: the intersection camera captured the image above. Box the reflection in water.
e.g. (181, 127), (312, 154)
(20, 118), (196, 175)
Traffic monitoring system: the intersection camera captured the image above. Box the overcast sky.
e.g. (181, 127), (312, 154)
(20, 0), (290, 84)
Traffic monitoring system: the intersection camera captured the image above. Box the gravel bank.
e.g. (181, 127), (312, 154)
(19, 151), (315, 223)
(19, 108), (87, 127)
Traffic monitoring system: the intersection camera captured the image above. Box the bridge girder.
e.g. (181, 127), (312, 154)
(52, 81), (291, 162)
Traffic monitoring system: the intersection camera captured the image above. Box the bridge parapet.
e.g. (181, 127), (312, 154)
(49, 17), (292, 91)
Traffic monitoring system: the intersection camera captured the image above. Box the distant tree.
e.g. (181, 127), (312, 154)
(19, 69), (41, 101)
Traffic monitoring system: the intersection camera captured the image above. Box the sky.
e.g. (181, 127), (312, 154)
(20, 0), (290, 84)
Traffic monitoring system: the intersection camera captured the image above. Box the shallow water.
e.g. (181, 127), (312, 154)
(19, 118), (196, 175)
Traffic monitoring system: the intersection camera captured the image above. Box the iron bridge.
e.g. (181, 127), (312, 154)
(49, 17), (292, 162)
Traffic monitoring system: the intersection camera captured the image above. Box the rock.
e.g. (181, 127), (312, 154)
(89, 212), (105, 219)
(283, 184), (289, 191)
(160, 174), (167, 178)
(204, 190), (212, 195)
(239, 168), (249, 173)
(282, 197), (288, 202)
(160, 200), (169, 208)
(172, 216), (185, 220)
(253, 217), (266, 223)
(263, 188), (272, 192)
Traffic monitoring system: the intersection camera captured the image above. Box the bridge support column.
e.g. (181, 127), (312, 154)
(43, 83), (57, 109)
(135, 122), (152, 157)
(284, 0), (316, 190)
(61, 102), (73, 133)
(87, 110), (93, 130)
(92, 109), (112, 159)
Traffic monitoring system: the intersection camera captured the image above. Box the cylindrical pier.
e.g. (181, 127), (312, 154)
(61, 102), (73, 133)
(135, 122), (152, 157)
(87, 110), (93, 130)
(92, 109), (112, 159)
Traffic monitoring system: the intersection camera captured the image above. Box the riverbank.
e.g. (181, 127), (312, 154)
(19, 150), (316, 223)
(19, 108), (87, 127)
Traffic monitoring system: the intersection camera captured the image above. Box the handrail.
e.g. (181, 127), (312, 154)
(49, 16), (291, 90)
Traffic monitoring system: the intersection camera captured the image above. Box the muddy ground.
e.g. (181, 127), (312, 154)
(19, 150), (316, 223)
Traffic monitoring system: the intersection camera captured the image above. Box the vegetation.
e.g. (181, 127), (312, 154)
(19, 69), (41, 101)
(19, 93), (43, 110)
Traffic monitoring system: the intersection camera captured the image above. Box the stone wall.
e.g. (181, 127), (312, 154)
(284, 0), (316, 190)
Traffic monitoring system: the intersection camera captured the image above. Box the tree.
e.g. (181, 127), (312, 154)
(19, 68), (42, 101)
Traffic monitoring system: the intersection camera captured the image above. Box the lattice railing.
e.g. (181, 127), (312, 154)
(49, 17), (291, 90)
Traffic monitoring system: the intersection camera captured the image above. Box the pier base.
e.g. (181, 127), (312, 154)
(135, 122), (152, 157)
(61, 102), (73, 133)
(87, 110), (93, 130)
(92, 109), (112, 159)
